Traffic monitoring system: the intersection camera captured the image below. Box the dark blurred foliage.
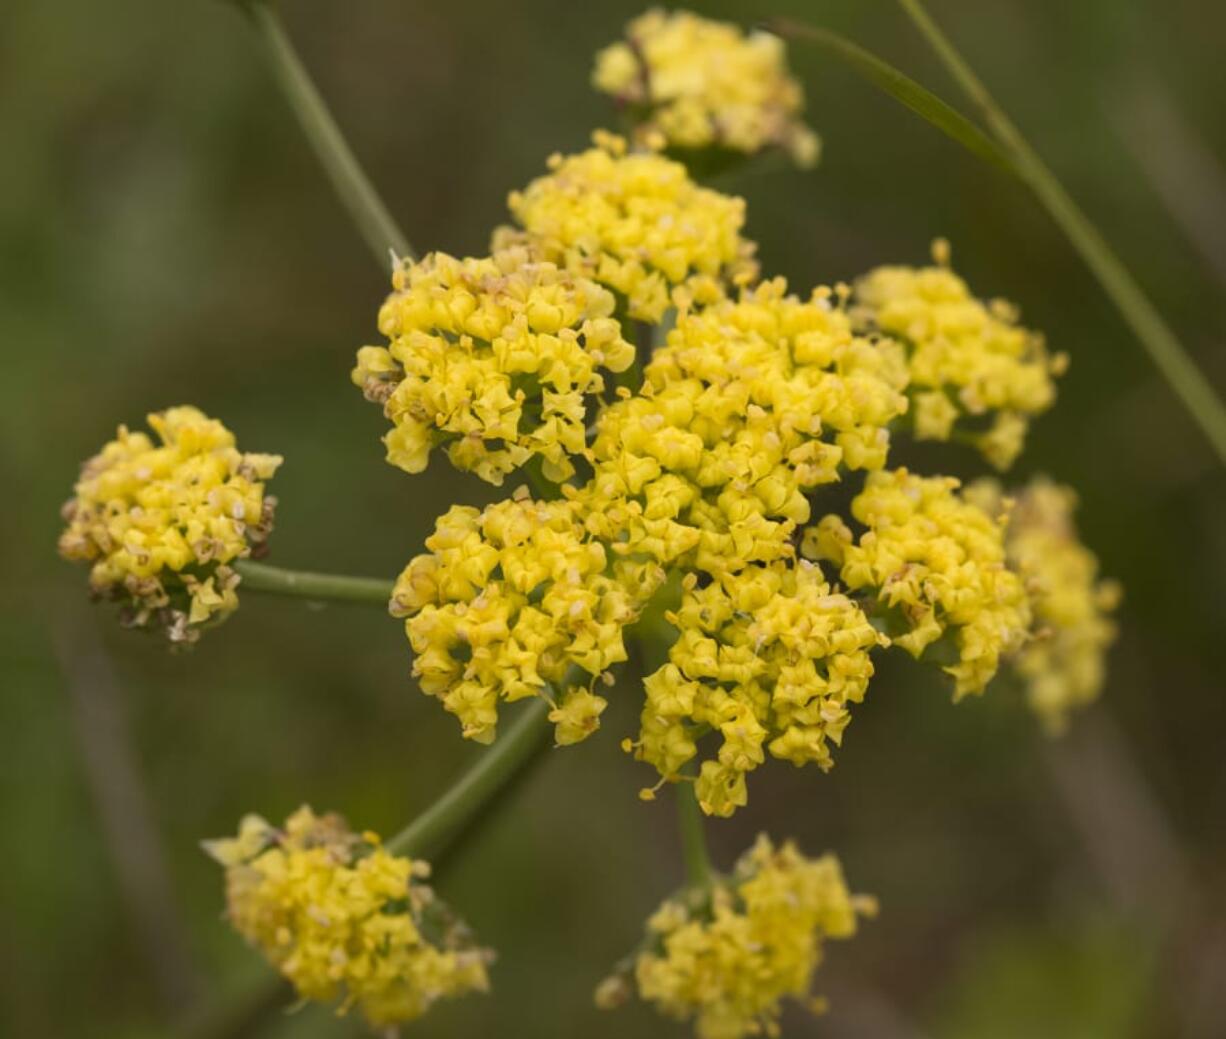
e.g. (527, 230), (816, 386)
(3, 1), (1225, 1036)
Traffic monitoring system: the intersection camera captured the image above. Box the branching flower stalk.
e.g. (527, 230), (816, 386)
(233, 559), (394, 605)
(58, 7), (1135, 1038)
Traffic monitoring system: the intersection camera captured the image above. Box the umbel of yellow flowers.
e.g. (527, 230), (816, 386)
(596, 835), (875, 1039)
(593, 9), (820, 167)
(205, 806), (492, 1030)
(851, 240), (1066, 469)
(353, 246), (636, 484)
(809, 467), (1032, 700)
(57, 9), (1126, 1039)
(967, 477), (1121, 729)
(57, 406), (281, 643)
(495, 130), (759, 323)
(373, 183), (1102, 815)
(385, 268), (918, 816)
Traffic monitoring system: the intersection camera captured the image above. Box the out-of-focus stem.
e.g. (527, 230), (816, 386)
(896, 0), (1226, 467)
(771, 16), (1015, 174)
(234, 559), (394, 605)
(676, 781), (713, 889)
(236, 0), (413, 268)
(55, 612), (204, 1016)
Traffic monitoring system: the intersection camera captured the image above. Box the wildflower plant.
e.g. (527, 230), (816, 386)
(63, 2), (1226, 1035)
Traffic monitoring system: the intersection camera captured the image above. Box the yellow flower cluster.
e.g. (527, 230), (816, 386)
(353, 247), (635, 484)
(583, 278), (907, 566)
(969, 478), (1121, 730)
(808, 468), (1031, 699)
(57, 406), (281, 643)
(597, 835), (874, 1039)
(371, 125), (1100, 814)
(498, 131), (758, 322)
(592, 9), (819, 167)
(638, 563), (883, 817)
(204, 806), (491, 1030)
(390, 490), (647, 745)
(390, 280), (910, 811)
(594, 282), (905, 810)
(852, 243), (1065, 469)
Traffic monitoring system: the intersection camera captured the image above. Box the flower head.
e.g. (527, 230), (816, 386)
(593, 9), (819, 167)
(587, 280), (904, 809)
(969, 477), (1121, 730)
(636, 561), (884, 818)
(583, 278), (909, 578)
(852, 241), (1064, 469)
(390, 279), (908, 811)
(390, 489), (650, 745)
(57, 406), (281, 643)
(597, 835), (874, 1039)
(354, 247), (635, 484)
(204, 806), (491, 1030)
(808, 467), (1032, 699)
(497, 131), (758, 322)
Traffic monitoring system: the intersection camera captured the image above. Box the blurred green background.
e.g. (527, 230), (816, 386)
(4, 0), (1225, 1036)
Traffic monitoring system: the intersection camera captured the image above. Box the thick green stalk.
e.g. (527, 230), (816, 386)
(675, 781), (713, 889)
(236, 0), (413, 267)
(387, 698), (552, 857)
(895, 0), (1226, 466)
(233, 559), (394, 605)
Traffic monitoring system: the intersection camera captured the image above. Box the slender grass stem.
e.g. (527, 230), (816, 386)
(236, 0), (413, 268)
(387, 698), (552, 857)
(233, 559), (394, 605)
(895, 0), (1226, 467)
(770, 17), (1016, 175)
(675, 781), (713, 889)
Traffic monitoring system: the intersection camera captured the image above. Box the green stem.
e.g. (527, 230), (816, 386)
(771, 17), (1016, 175)
(234, 559), (394, 605)
(895, 0), (1226, 467)
(236, 0), (414, 268)
(675, 781), (713, 889)
(387, 697), (552, 858)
